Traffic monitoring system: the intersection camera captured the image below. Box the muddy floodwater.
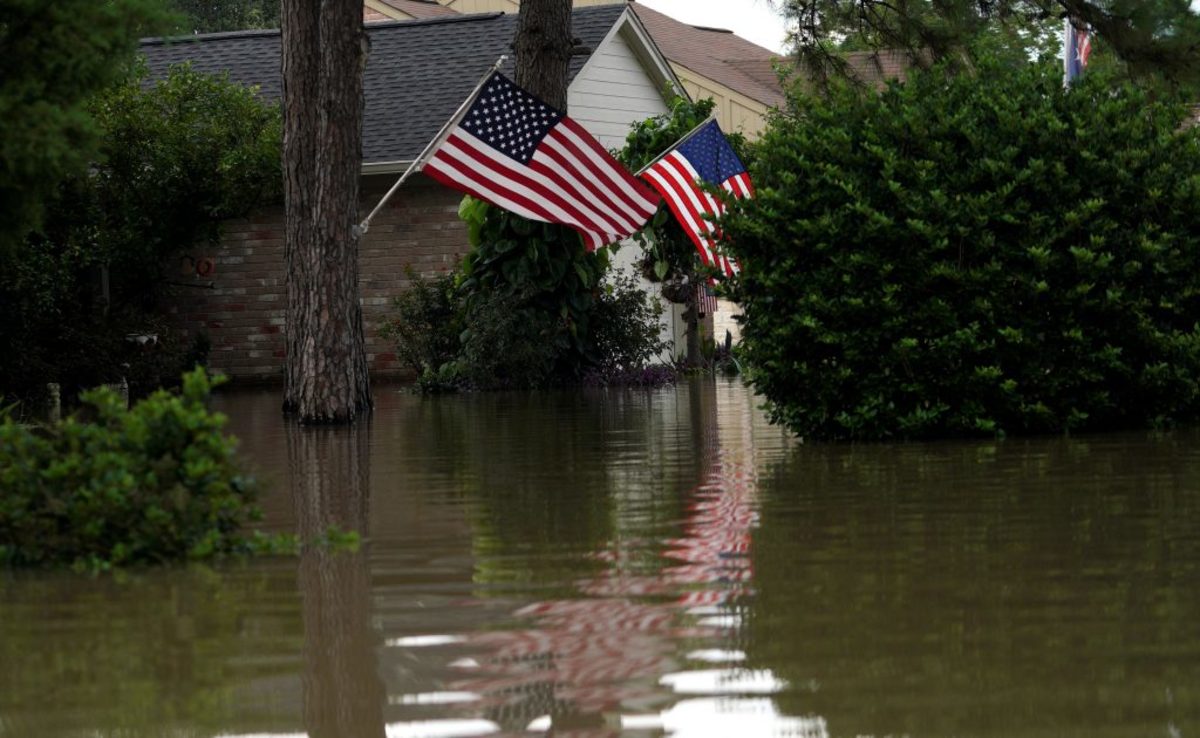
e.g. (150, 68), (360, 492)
(2, 378), (1199, 737)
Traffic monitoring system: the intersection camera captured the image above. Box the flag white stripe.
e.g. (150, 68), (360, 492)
(434, 142), (576, 226)
(661, 154), (720, 235)
(426, 151), (551, 225)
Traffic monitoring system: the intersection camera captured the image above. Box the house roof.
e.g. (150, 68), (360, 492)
(842, 49), (910, 87)
(374, 0), (460, 19)
(628, 2), (785, 109)
(139, 4), (628, 166)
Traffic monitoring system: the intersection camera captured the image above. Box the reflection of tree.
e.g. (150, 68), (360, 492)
(748, 435), (1200, 738)
(288, 422), (386, 738)
(438, 380), (767, 733)
(0, 565), (303, 737)
(389, 389), (700, 588)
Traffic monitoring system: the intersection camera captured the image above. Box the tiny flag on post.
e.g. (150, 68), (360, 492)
(1064, 18), (1092, 85)
(420, 71), (660, 251)
(695, 284), (718, 317)
(640, 119), (752, 278)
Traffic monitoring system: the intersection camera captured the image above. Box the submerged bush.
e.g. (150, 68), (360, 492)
(383, 269), (672, 391)
(725, 54), (1200, 440)
(383, 205), (674, 391)
(380, 269), (461, 379)
(0, 368), (284, 569)
(586, 272), (671, 383)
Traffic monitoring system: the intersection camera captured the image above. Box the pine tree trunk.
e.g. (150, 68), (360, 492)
(514, 0), (573, 110)
(281, 0), (372, 423)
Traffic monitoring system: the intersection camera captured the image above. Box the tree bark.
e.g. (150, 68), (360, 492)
(281, 0), (372, 423)
(513, 0), (574, 110)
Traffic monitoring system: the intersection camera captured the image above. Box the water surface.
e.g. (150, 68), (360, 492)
(2, 379), (1198, 737)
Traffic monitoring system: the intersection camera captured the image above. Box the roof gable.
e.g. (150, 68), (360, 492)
(629, 2), (785, 109)
(139, 5), (629, 165)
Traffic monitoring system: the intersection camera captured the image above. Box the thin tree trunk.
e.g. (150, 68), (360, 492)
(281, 0), (372, 423)
(684, 298), (701, 368)
(513, 0), (573, 110)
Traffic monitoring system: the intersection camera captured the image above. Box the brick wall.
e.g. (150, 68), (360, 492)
(166, 173), (468, 383)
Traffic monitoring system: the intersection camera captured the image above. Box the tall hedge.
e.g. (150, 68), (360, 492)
(724, 56), (1200, 440)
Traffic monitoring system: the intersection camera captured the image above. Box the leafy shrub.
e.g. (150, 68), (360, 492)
(458, 196), (610, 373)
(586, 272), (671, 384)
(0, 368), (284, 569)
(379, 268), (461, 378)
(0, 63), (280, 408)
(458, 290), (565, 390)
(724, 55), (1200, 440)
(392, 195), (671, 390)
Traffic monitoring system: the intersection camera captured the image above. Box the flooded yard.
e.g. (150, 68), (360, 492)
(2, 378), (1198, 737)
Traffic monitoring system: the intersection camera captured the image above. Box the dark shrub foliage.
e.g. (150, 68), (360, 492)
(0, 65), (281, 411)
(380, 268), (461, 379)
(0, 369), (286, 569)
(587, 272), (670, 383)
(724, 56), (1200, 440)
(381, 196), (671, 392)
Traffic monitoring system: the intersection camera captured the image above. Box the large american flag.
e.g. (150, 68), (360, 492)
(421, 72), (660, 251)
(641, 119), (752, 277)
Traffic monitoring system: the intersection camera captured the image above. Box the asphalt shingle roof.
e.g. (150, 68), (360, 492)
(375, 0), (459, 19)
(139, 4), (627, 164)
(629, 2), (785, 109)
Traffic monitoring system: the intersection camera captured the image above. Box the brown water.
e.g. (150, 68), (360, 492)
(2, 379), (1199, 738)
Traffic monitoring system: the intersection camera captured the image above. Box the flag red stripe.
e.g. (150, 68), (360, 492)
(650, 154), (722, 265)
(528, 151), (634, 236)
(425, 148), (563, 230)
(661, 154), (721, 227)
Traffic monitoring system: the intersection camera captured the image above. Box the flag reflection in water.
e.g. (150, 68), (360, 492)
(427, 388), (826, 737)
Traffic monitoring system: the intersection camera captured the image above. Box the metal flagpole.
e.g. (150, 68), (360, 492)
(634, 111), (719, 178)
(357, 54), (508, 235)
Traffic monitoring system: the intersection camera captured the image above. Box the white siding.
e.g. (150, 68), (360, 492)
(567, 30), (669, 149)
(567, 26), (683, 363)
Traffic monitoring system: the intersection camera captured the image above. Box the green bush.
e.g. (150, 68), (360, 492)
(381, 258), (670, 391)
(724, 55), (1200, 440)
(0, 64), (280, 409)
(379, 268), (461, 379)
(0, 368), (282, 569)
(458, 290), (564, 390)
(587, 272), (670, 382)
(381, 195), (672, 391)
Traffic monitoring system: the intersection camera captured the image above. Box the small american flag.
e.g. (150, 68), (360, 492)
(695, 284), (717, 317)
(1064, 19), (1092, 85)
(421, 72), (660, 251)
(641, 119), (752, 277)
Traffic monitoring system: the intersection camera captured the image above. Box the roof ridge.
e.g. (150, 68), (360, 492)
(140, 11), (504, 46)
